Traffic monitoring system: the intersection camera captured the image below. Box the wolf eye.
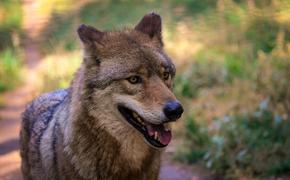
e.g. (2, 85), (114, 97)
(163, 72), (170, 80)
(127, 76), (142, 84)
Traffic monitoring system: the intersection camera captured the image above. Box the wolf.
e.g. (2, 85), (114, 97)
(20, 13), (183, 180)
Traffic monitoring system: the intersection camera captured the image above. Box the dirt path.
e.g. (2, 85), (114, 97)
(0, 0), (45, 179)
(0, 1), (207, 180)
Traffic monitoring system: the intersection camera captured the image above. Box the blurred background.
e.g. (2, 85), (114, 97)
(0, 0), (290, 179)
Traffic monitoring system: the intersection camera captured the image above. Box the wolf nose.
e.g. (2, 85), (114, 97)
(163, 101), (183, 122)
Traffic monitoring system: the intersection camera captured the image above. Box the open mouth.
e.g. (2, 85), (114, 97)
(118, 105), (172, 148)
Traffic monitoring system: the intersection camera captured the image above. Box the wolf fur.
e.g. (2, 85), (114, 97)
(20, 13), (181, 180)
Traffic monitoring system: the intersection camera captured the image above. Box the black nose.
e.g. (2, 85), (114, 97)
(163, 101), (183, 121)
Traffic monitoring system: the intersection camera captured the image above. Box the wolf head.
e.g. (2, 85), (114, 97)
(77, 13), (183, 148)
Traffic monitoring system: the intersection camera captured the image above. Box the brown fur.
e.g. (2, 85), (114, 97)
(20, 13), (180, 180)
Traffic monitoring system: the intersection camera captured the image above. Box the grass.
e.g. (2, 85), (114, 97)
(178, 103), (290, 178)
(174, 58), (226, 98)
(0, 0), (22, 50)
(0, 49), (23, 92)
(168, 1), (290, 178)
(256, 50), (290, 116)
(36, 51), (81, 93)
(0, 0), (23, 92)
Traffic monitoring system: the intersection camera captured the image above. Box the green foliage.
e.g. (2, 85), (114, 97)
(171, 0), (217, 15)
(79, 1), (162, 29)
(40, 13), (76, 54)
(186, 117), (210, 148)
(0, 0), (23, 92)
(184, 117), (210, 163)
(182, 102), (290, 178)
(224, 54), (244, 80)
(245, 17), (279, 54)
(37, 53), (81, 93)
(267, 157), (290, 176)
(224, 53), (256, 82)
(0, 49), (22, 92)
(257, 51), (290, 116)
(174, 50), (256, 98)
(223, 2), (246, 27)
(0, 0), (22, 50)
(174, 116), (210, 163)
(174, 58), (226, 98)
(207, 105), (290, 177)
(40, 0), (164, 54)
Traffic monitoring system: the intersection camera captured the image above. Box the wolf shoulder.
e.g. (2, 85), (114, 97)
(20, 88), (70, 179)
(22, 88), (70, 124)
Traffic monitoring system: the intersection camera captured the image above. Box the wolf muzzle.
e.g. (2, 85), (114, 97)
(163, 101), (183, 122)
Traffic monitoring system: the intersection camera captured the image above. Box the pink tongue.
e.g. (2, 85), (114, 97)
(145, 123), (172, 146)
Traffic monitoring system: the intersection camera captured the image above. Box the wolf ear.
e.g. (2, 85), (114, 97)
(135, 12), (163, 45)
(77, 24), (104, 45)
